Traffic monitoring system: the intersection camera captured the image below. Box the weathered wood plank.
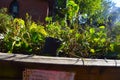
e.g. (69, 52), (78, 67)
(0, 52), (120, 80)
(0, 52), (120, 67)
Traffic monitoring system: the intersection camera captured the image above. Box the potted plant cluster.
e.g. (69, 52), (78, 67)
(0, 0), (120, 60)
(0, 1), (120, 80)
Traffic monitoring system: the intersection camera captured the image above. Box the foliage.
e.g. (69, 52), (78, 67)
(76, 0), (102, 16)
(0, 8), (13, 33)
(77, 26), (113, 58)
(0, 2), (120, 59)
(45, 17), (117, 58)
(56, 0), (103, 17)
(3, 14), (47, 54)
(45, 17), (78, 56)
(66, 0), (79, 26)
(111, 22), (120, 37)
(45, 17), (61, 39)
(110, 22), (120, 58)
(56, 0), (114, 28)
(57, 25), (115, 58)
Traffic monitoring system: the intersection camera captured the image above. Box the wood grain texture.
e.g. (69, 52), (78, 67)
(0, 53), (120, 80)
(0, 52), (119, 67)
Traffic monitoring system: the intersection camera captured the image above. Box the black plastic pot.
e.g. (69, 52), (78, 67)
(42, 37), (62, 56)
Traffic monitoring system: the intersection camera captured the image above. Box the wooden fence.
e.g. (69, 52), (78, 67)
(0, 53), (120, 80)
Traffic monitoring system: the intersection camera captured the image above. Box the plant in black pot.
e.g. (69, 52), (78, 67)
(43, 17), (80, 57)
(42, 18), (63, 56)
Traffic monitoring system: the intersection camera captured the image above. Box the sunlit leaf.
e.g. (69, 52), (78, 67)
(90, 48), (95, 54)
(99, 26), (105, 29)
(89, 28), (95, 34)
(110, 44), (114, 51)
(94, 38), (99, 42)
(101, 38), (106, 43)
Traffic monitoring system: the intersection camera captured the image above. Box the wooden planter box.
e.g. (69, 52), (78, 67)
(0, 52), (120, 80)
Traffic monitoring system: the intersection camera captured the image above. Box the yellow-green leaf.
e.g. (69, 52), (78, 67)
(90, 49), (95, 54)
(99, 26), (105, 29)
(89, 28), (95, 34)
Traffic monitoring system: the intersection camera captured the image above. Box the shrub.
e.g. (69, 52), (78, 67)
(3, 14), (47, 54)
(0, 7), (120, 59)
(45, 18), (113, 58)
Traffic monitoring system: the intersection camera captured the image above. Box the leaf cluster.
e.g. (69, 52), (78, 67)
(2, 14), (47, 54)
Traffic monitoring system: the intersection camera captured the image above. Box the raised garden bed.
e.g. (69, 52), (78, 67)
(0, 52), (120, 80)
(0, 3), (120, 79)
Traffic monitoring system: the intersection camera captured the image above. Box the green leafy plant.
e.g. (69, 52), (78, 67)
(3, 14), (47, 54)
(0, 4), (120, 59)
(0, 8), (13, 33)
(45, 16), (116, 58)
(80, 26), (112, 58)
(110, 22), (120, 58)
